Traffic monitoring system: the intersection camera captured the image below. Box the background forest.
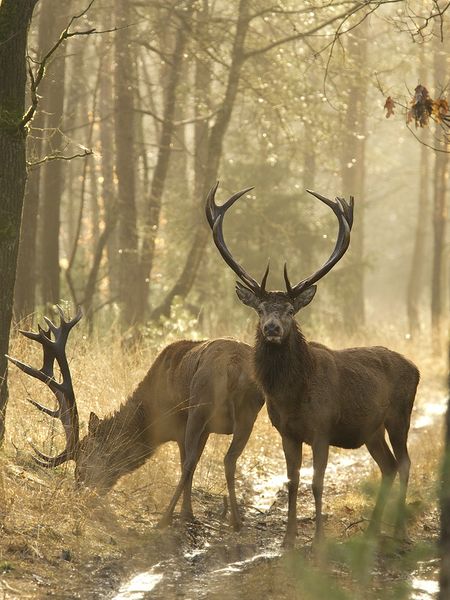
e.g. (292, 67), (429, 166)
(0, 1), (449, 598)
(8, 0), (450, 339)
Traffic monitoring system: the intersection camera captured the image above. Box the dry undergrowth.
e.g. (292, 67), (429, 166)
(0, 318), (447, 598)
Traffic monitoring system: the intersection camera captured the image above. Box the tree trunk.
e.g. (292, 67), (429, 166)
(14, 4), (52, 320)
(0, 0), (38, 443)
(65, 58), (99, 308)
(98, 35), (119, 306)
(39, 7), (67, 307)
(14, 165), (40, 321)
(137, 2), (194, 323)
(439, 340), (450, 599)
(431, 150), (448, 353)
(151, 0), (250, 319)
(406, 135), (430, 335)
(303, 120), (316, 192)
(339, 24), (368, 332)
(114, 0), (140, 329)
(431, 34), (449, 355)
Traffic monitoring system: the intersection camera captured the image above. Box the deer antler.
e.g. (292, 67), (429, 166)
(283, 190), (354, 297)
(7, 306), (82, 467)
(205, 182), (270, 296)
(206, 183), (354, 298)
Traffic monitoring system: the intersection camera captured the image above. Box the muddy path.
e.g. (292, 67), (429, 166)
(96, 395), (445, 600)
(0, 391), (445, 600)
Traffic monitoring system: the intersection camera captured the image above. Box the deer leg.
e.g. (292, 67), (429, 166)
(223, 420), (254, 532)
(180, 432), (208, 520)
(387, 426), (411, 538)
(282, 435), (302, 548)
(312, 440), (329, 544)
(365, 430), (398, 537)
(157, 413), (208, 528)
(176, 440), (194, 518)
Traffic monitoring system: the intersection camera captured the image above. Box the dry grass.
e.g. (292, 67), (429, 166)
(0, 318), (447, 598)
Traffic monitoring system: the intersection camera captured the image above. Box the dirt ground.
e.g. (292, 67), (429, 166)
(0, 331), (446, 599)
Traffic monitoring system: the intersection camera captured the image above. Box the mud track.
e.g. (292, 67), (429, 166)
(101, 396), (444, 600)
(1, 394), (444, 599)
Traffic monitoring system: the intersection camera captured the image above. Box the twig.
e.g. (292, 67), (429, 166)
(406, 123), (450, 153)
(134, 107), (219, 126)
(344, 517), (368, 532)
(27, 148), (93, 168)
(21, 0), (117, 128)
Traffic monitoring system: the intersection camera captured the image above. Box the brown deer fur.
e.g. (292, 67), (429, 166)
(206, 184), (420, 547)
(249, 298), (420, 546)
(78, 338), (264, 529)
(11, 321), (264, 531)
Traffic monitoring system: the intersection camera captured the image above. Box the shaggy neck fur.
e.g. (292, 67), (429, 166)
(95, 395), (154, 480)
(254, 322), (313, 399)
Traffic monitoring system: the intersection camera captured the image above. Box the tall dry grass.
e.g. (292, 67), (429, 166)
(0, 311), (447, 596)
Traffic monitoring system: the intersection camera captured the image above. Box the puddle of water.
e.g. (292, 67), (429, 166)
(211, 549), (282, 575)
(414, 400), (447, 430)
(184, 547), (208, 559)
(112, 566), (163, 600)
(410, 560), (439, 599)
(251, 473), (287, 511)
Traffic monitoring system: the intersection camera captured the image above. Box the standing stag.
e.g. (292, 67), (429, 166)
(206, 182), (420, 547)
(8, 308), (264, 530)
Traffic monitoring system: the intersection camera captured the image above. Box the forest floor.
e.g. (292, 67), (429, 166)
(0, 326), (447, 599)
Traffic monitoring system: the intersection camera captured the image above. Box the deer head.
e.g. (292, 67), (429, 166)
(73, 412), (126, 493)
(205, 182), (354, 344)
(7, 307), (118, 493)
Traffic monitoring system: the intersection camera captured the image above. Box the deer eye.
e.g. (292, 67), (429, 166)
(287, 307), (295, 316)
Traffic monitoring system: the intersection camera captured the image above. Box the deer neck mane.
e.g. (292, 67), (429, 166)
(95, 394), (153, 479)
(254, 322), (313, 398)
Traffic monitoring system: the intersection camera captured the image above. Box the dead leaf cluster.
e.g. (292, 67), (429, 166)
(384, 84), (449, 129)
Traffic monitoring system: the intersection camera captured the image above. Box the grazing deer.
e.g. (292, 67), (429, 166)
(8, 308), (264, 530)
(206, 182), (420, 547)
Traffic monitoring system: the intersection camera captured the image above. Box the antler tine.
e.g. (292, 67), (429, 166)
(19, 328), (49, 344)
(205, 181), (255, 229)
(30, 443), (71, 468)
(6, 355), (59, 391)
(283, 263), (294, 296)
(306, 189), (354, 228)
(286, 190), (354, 297)
(7, 307), (83, 466)
(27, 397), (60, 418)
(205, 181), (220, 228)
(260, 261), (270, 294)
(57, 304), (82, 329)
(43, 316), (59, 338)
(206, 182), (269, 296)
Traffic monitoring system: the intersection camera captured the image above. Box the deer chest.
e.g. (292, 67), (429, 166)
(266, 397), (313, 443)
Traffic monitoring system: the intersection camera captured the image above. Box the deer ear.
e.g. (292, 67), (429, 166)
(292, 285), (317, 312)
(235, 283), (260, 309)
(88, 412), (101, 434)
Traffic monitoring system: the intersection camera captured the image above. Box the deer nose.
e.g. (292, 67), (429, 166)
(263, 322), (282, 337)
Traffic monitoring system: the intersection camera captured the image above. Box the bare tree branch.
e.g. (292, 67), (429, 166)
(21, 0), (117, 128)
(27, 148), (93, 169)
(243, 1), (403, 60)
(134, 107), (219, 126)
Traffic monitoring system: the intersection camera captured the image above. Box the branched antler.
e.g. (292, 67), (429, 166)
(283, 190), (354, 297)
(205, 182), (354, 298)
(7, 306), (82, 467)
(205, 182), (269, 296)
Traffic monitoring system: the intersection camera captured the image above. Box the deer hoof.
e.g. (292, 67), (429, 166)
(231, 519), (243, 532)
(282, 533), (296, 549)
(394, 528), (413, 546)
(156, 514), (172, 529)
(180, 510), (195, 521)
